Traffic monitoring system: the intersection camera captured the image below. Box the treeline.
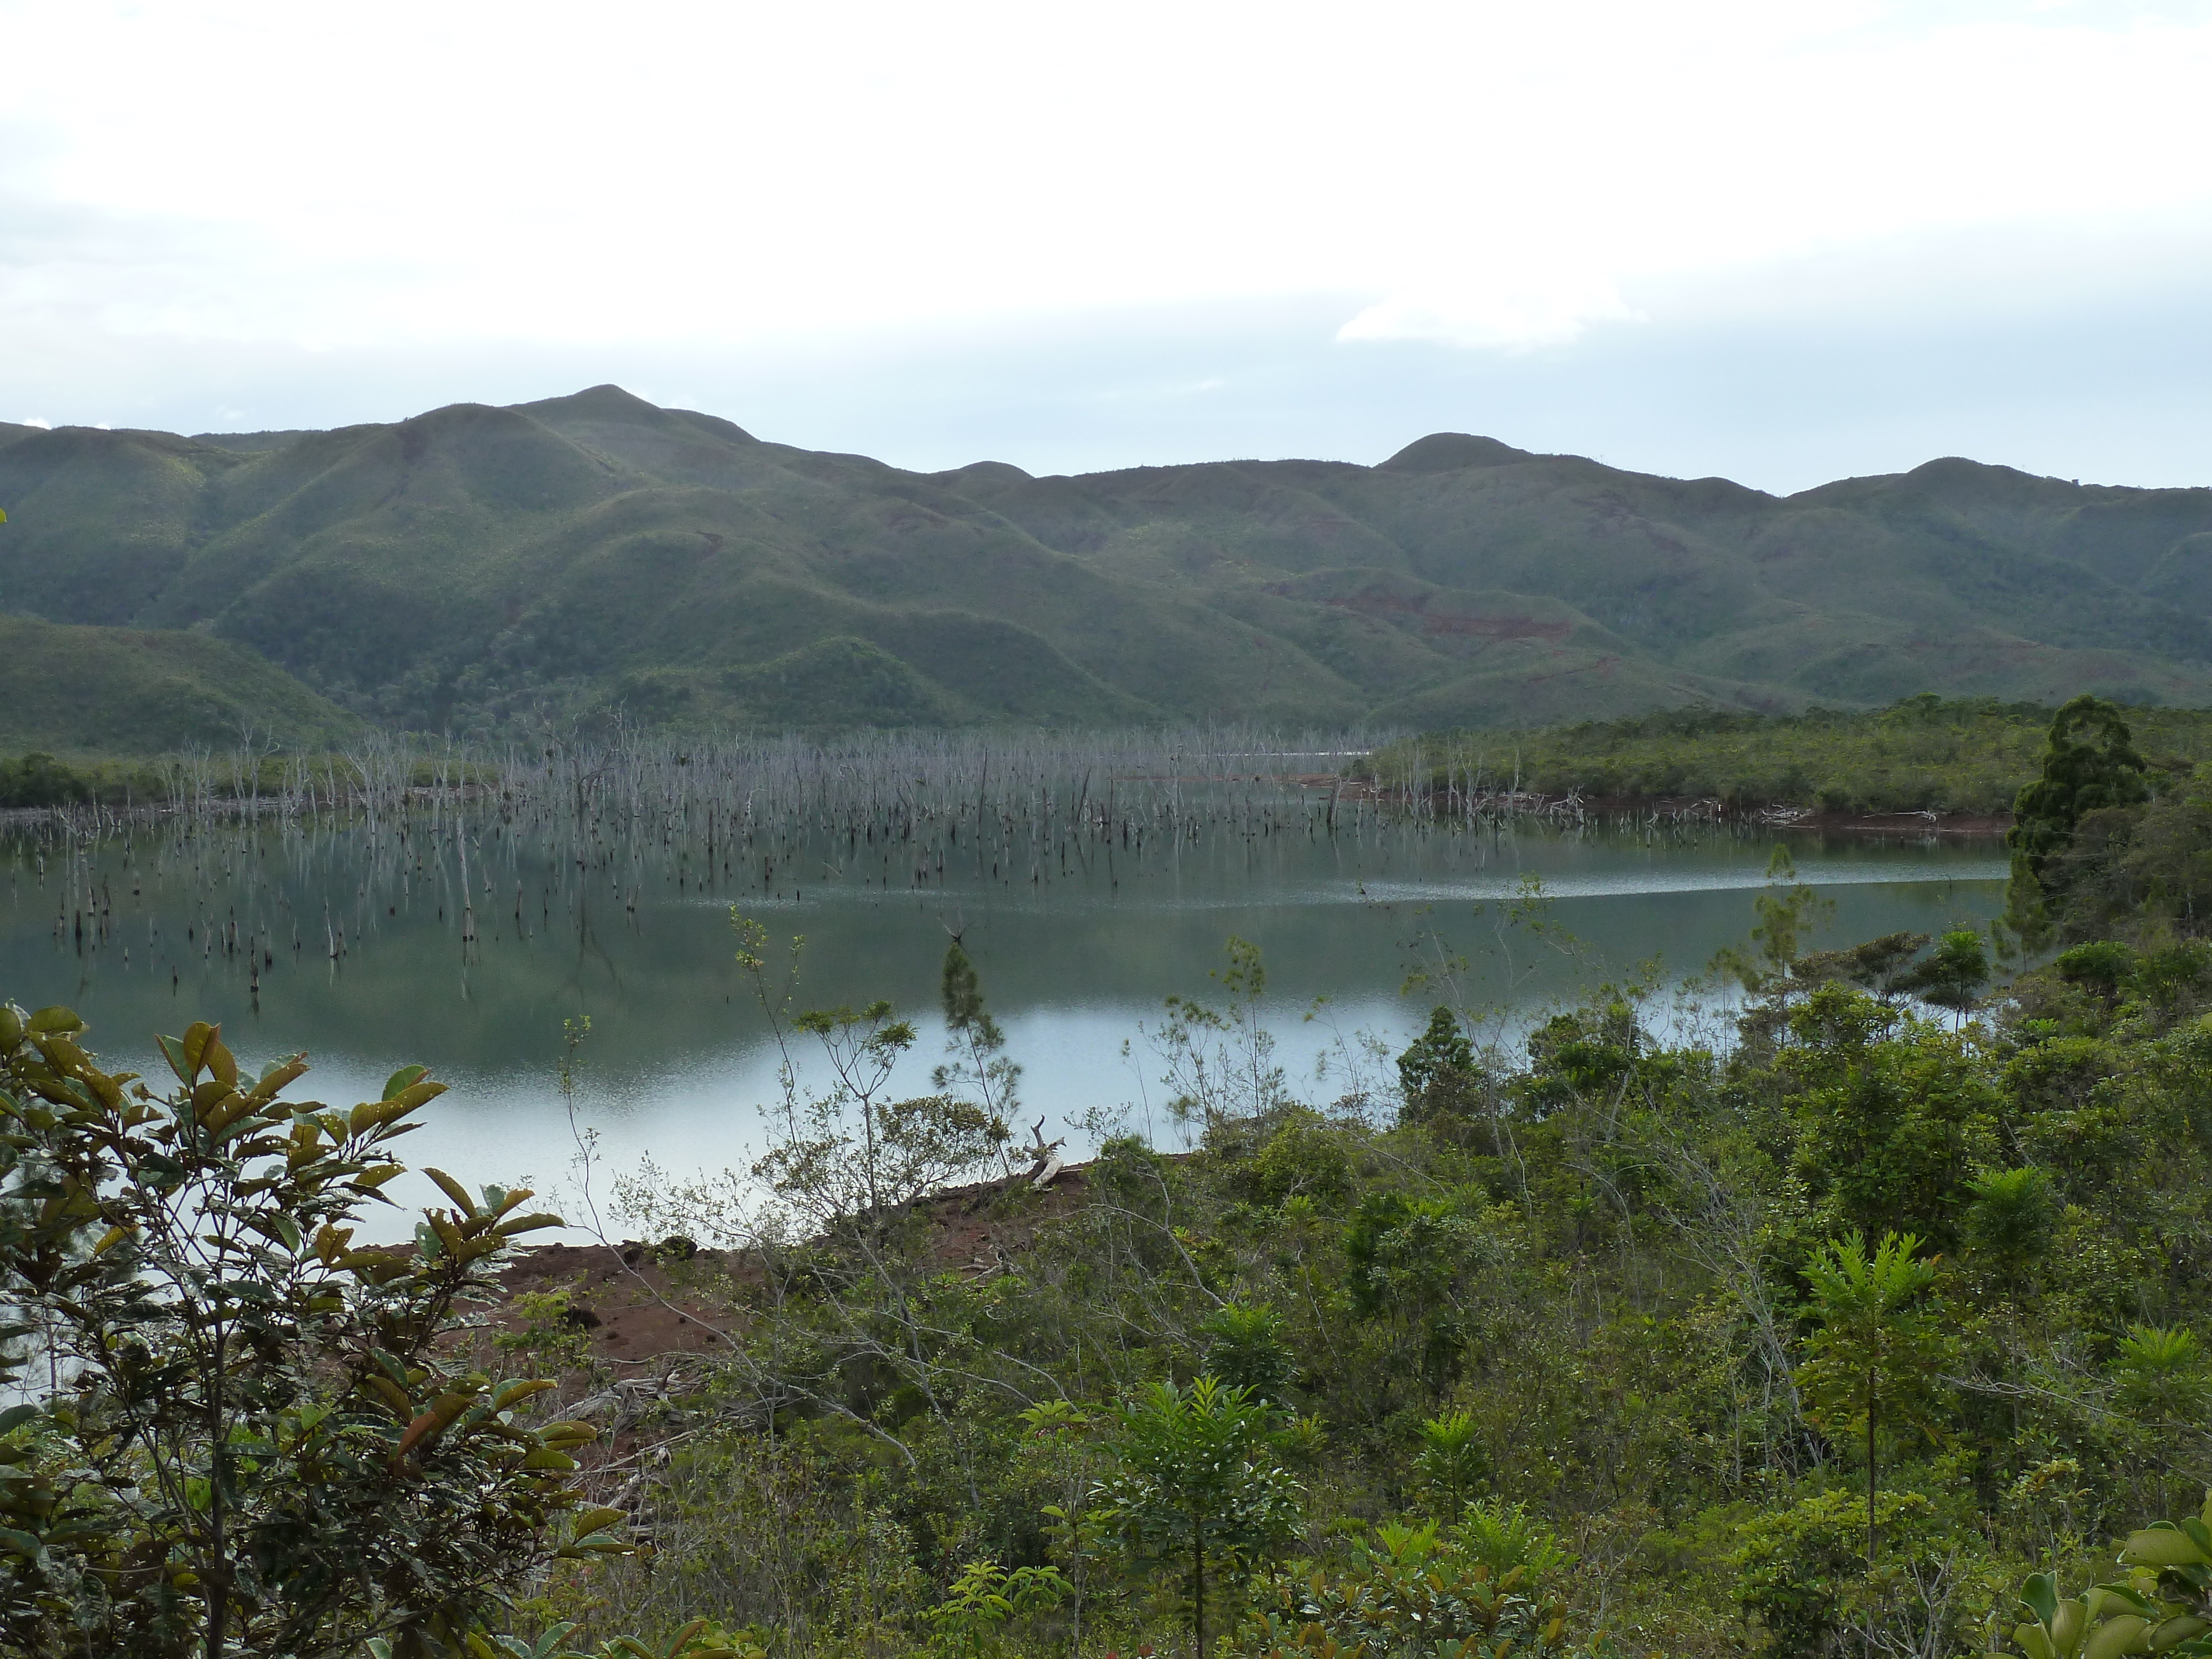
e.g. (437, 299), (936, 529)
(0, 751), (104, 808)
(0, 747), (497, 812)
(1376, 695), (2212, 817)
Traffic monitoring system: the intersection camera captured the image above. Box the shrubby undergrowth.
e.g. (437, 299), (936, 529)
(19, 701), (2212, 1658)
(521, 706), (2212, 1658)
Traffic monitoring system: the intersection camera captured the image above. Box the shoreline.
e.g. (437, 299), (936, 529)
(1566, 794), (2011, 837)
(495, 1161), (1103, 1370)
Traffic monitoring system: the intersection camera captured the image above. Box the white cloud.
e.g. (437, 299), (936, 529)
(4, 1), (2211, 357)
(18, 416), (51, 429)
(1337, 279), (1639, 352)
(4, 0), (2212, 472)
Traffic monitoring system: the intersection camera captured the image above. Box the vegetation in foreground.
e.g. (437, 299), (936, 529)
(1379, 695), (2212, 818)
(17, 700), (2212, 1657)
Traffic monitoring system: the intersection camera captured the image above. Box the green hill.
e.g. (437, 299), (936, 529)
(5, 387), (2212, 733)
(0, 613), (360, 756)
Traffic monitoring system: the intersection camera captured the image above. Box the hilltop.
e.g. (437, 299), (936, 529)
(4, 387), (2212, 734)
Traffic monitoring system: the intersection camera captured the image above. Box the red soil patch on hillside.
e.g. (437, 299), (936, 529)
(496, 1165), (1098, 1369)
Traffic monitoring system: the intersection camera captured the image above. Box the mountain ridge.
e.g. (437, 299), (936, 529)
(3, 384), (2210, 735)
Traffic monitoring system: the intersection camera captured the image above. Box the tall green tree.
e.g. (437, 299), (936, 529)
(0, 1002), (623, 1659)
(1781, 987), (1996, 1245)
(1396, 1006), (1475, 1123)
(933, 940), (1021, 1149)
(2008, 695), (2151, 903)
(1796, 1232), (1951, 1568)
(1412, 1410), (1489, 1514)
(1890, 928), (1993, 1024)
(1099, 1377), (1301, 1659)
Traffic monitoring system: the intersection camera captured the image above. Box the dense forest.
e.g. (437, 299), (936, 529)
(1374, 695), (2212, 818)
(13, 700), (2212, 1659)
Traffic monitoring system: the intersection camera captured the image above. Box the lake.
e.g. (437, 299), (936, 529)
(2, 766), (2006, 1240)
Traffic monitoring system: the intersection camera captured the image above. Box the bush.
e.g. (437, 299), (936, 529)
(0, 753), (91, 808)
(1238, 1520), (1580, 1659)
(1733, 1488), (1960, 1659)
(0, 1001), (627, 1658)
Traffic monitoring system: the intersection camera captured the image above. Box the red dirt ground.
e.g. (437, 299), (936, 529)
(495, 1164), (1097, 1368)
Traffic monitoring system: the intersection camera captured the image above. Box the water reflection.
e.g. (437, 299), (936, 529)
(1, 812), (2006, 1234)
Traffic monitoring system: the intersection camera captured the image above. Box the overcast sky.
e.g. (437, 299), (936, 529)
(6, 0), (2212, 492)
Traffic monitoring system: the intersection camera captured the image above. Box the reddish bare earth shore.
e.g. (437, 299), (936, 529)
(495, 1165), (1098, 1369)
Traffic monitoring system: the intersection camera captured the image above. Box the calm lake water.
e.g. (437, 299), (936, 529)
(1, 807), (2006, 1237)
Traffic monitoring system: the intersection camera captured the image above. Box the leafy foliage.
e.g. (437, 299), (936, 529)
(935, 940), (1022, 1144)
(0, 1002), (615, 1659)
(1796, 1233), (1953, 1564)
(1397, 1007), (1480, 1129)
(0, 753), (92, 809)
(1238, 1521), (1577, 1659)
(2011, 696), (2153, 892)
(921, 1558), (1070, 1659)
(400, 867), (2212, 1659)
(1098, 1376), (1302, 1657)
(737, 915), (1010, 1235)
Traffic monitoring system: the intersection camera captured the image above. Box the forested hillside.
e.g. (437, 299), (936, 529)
(6, 388), (2212, 734)
(0, 612), (359, 756)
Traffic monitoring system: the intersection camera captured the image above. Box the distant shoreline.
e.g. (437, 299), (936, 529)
(1566, 794), (2011, 837)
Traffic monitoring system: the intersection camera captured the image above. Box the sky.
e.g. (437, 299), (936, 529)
(6, 0), (2212, 493)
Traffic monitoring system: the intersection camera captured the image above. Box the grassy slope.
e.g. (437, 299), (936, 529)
(7, 387), (2212, 734)
(0, 613), (362, 756)
(1377, 697), (2212, 817)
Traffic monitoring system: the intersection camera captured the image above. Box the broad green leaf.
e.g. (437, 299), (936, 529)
(492, 1379), (557, 1412)
(180, 1020), (218, 1077)
(494, 1211), (566, 1237)
(424, 1167), (478, 1217)
(2125, 1528), (2212, 1569)
(382, 1063), (428, 1102)
(2053, 1599), (2088, 1654)
(2082, 1614), (2150, 1659)
(2151, 1614), (2210, 1650)
(2088, 1584), (2155, 1618)
(248, 1055), (308, 1104)
(571, 1505), (625, 1538)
